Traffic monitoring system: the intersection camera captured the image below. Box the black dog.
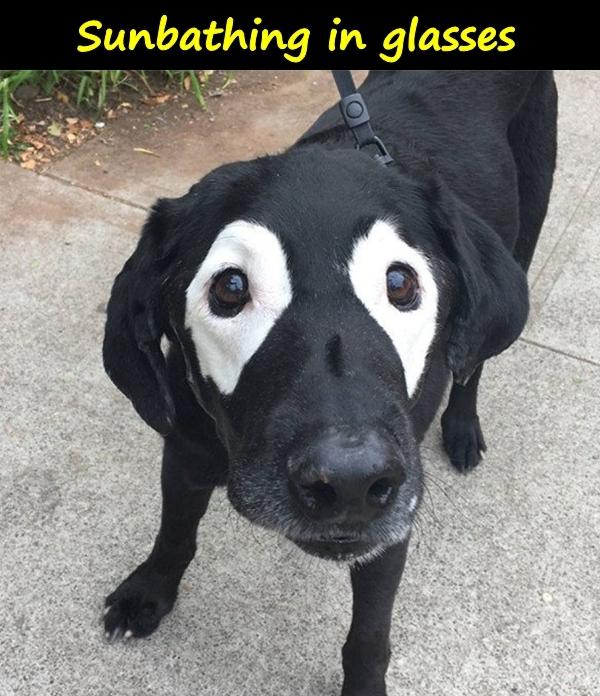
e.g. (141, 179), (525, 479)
(102, 70), (557, 695)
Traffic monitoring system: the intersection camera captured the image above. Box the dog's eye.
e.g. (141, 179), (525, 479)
(386, 264), (420, 310)
(210, 268), (250, 317)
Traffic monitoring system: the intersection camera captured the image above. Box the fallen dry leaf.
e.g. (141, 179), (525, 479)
(20, 160), (37, 170)
(143, 93), (170, 105)
(66, 133), (77, 143)
(56, 91), (69, 104)
(66, 117), (79, 125)
(133, 147), (160, 158)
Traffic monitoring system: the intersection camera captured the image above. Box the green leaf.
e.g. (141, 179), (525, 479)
(47, 121), (62, 136)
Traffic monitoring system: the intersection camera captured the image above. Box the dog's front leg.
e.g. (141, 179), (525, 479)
(103, 434), (216, 640)
(341, 538), (409, 696)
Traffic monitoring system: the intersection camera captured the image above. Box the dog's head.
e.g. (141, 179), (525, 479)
(104, 147), (528, 561)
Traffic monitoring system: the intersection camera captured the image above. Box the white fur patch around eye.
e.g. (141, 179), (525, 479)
(185, 220), (292, 394)
(347, 219), (438, 397)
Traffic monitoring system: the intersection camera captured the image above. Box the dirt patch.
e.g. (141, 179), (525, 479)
(8, 71), (233, 172)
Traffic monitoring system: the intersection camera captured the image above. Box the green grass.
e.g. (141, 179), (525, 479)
(0, 70), (212, 158)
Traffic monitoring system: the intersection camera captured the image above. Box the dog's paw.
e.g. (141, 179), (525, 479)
(103, 563), (178, 642)
(441, 411), (487, 474)
(342, 684), (386, 696)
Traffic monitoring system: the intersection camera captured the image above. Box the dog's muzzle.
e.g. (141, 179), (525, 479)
(285, 427), (407, 559)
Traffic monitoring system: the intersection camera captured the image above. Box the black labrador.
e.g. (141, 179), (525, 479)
(102, 70), (557, 695)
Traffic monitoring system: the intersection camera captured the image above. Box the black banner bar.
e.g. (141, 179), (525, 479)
(1, 10), (598, 68)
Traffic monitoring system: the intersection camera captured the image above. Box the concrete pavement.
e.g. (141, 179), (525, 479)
(0, 70), (598, 696)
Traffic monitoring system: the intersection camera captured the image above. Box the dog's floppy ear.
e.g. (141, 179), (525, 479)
(430, 181), (529, 385)
(103, 200), (176, 435)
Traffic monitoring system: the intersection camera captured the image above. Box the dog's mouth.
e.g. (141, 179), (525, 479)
(291, 534), (377, 562)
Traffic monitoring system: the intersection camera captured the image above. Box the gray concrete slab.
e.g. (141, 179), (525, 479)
(527, 127), (600, 289)
(1, 70), (599, 696)
(524, 166), (600, 364)
(553, 71), (600, 142)
(528, 71), (600, 294)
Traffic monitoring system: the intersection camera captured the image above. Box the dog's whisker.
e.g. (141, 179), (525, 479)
(420, 479), (442, 529)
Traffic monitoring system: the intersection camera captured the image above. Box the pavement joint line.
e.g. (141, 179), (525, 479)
(518, 336), (600, 369)
(39, 169), (151, 213)
(530, 159), (600, 293)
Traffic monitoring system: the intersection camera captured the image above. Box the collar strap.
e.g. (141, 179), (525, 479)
(331, 70), (393, 166)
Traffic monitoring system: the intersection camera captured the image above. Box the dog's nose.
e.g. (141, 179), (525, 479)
(288, 429), (405, 523)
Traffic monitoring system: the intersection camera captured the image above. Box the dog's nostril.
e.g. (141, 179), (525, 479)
(367, 477), (397, 508)
(300, 481), (337, 510)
